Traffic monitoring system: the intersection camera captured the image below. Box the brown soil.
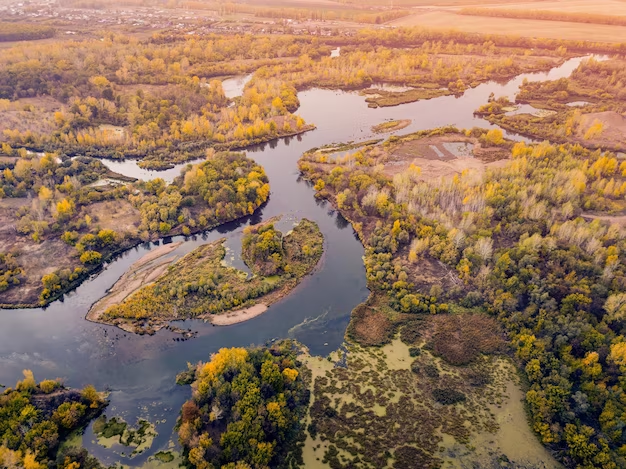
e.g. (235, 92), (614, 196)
(382, 135), (509, 180)
(81, 200), (141, 233)
(403, 253), (462, 294)
(16, 96), (63, 112)
(467, 0), (626, 16)
(348, 301), (396, 347)
(578, 111), (626, 147)
(117, 83), (169, 95)
(0, 238), (77, 307)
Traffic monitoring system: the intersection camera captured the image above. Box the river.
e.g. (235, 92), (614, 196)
(0, 55), (597, 466)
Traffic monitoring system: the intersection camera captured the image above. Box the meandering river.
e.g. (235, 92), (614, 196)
(0, 55), (598, 466)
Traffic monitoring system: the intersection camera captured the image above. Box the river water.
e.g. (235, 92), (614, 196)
(0, 55), (597, 465)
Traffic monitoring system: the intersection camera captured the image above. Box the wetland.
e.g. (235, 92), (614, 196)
(0, 30), (621, 468)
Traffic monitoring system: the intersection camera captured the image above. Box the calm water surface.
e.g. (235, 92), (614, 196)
(0, 55), (597, 465)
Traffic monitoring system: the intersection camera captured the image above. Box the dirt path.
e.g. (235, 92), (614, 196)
(86, 242), (182, 323)
(582, 213), (626, 226)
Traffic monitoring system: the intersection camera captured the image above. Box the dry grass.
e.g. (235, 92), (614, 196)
(246, 0), (352, 8)
(0, 197), (77, 306)
(583, 213), (626, 226)
(347, 302), (396, 346)
(389, 10), (626, 43)
(423, 313), (506, 366)
(381, 134), (509, 180)
(87, 242), (183, 326)
(371, 119), (412, 134)
(0, 198), (140, 306)
(578, 111), (626, 146)
(482, 0), (626, 15)
(339, 0), (547, 6)
(0, 97), (60, 141)
(82, 200), (141, 233)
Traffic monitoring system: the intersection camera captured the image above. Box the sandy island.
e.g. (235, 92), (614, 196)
(87, 239), (277, 331)
(371, 119), (412, 134)
(86, 220), (324, 334)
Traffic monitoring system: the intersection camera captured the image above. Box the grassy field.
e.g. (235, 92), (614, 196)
(333, 0), (548, 6)
(474, 0), (626, 15)
(389, 10), (626, 42)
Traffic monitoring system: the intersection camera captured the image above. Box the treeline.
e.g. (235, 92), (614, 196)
(255, 41), (558, 99)
(0, 33), (320, 167)
(57, 0), (108, 8)
(337, 27), (626, 55)
(301, 129), (626, 467)
(2, 28), (623, 167)
(218, 3), (409, 24)
(518, 57), (626, 104)
(460, 7), (626, 28)
(0, 370), (106, 469)
(0, 33), (326, 98)
(177, 341), (310, 469)
(0, 23), (55, 42)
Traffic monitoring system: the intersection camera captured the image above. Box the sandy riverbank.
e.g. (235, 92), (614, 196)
(209, 303), (269, 326)
(86, 241), (182, 323)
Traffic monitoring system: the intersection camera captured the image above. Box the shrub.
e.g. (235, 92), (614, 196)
(80, 250), (102, 265)
(432, 388), (466, 405)
(39, 379), (59, 393)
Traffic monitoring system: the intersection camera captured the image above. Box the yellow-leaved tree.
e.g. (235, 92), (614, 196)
(55, 198), (75, 222)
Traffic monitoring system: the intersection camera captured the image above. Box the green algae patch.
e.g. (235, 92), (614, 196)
(93, 415), (127, 439)
(118, 449), (183, 469)
(302, 337), (560, 469)
(93, 416), (157, 456)
(58, 429), (84, 452)
(153, 451), (175, 463)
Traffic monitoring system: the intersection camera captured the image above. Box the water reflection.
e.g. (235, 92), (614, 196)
(0, 54), (598, 466)
(221, 73), (253, 99)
